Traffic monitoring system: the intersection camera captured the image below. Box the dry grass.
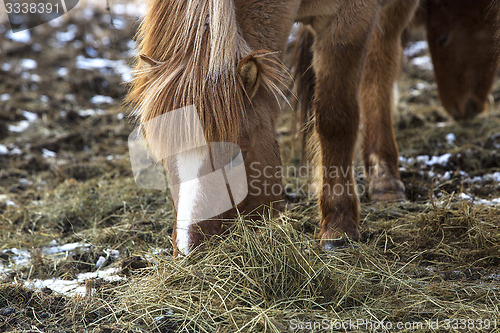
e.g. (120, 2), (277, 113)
(112, 201), (499, 332)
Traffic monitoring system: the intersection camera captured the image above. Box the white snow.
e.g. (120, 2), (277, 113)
(78, 109), (105, 117)
(42, 242), (91, 255)
(8, 121), (30, 133)
(90, 95), (114, 104)
(459, 193), (473, 200)
(470, 172), (500, 183)
(426, 153), (452, 166)
(22, 111), (38, 122)
(126, 40), (138, 57)
(112, 17), (127, 30)
(400, 153), (452, 167)
(105, 249), (120, 260)
(25, 267), (123, 297)
(458, 193), (500, 207)
(75, 56), (133, 82)
(95, 256), (106, 270)
(2, 240), (124, 296)
(55, 24), (78, 43)
(484, 172), (500, 183)
(31, 279), (85, 296)
(0, 144), (8, 155)
(20, 59), (37, 70)
(8, 111), (38, 132)
(446, 133), (456, 145)
(412, 56), (434, 71)
(112, 3), (146, 17)
(21, 72), (41, 82)
(404, 41), (429, 57)
(6, 30), (31, 43)
(42, 149), (56, 158)
(0, 248), (31, 271)
(57, 67), (68, 76)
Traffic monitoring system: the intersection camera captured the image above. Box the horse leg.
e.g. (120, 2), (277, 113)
(361, 0), (419, 202)
(306, 0), (378, 249)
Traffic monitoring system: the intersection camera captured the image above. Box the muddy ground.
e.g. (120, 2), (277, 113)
(0, 3), (499, 333)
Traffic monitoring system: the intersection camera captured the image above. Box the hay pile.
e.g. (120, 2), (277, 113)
(114, 202), (499, 332)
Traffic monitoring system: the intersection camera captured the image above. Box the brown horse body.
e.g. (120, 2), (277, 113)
(128, 0), (499, 256)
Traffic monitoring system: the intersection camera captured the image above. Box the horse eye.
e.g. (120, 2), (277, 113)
(438, 33), (450, 47)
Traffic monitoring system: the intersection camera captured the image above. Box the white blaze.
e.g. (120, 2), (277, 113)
(175, 149), (208, 255)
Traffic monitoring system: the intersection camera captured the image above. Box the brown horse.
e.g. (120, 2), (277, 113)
(127, 0), (495, 256)
(292, 0), (500, 195)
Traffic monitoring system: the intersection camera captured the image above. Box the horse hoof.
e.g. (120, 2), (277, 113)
(320, 227), (360, 251)
(369, 177), (406, 202)
(370, 189), (406, 202)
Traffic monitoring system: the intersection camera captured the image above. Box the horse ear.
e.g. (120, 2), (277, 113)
(238, 55), (262, 99)
(140, 54), (159, 70)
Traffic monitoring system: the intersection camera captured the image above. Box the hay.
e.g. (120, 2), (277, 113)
(114, 204), (499, 332)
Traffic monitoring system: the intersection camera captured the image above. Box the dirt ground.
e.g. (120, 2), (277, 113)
(0, 3), (499, 333)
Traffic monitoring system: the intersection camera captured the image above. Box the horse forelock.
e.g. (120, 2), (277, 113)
(127, 0), (247, 147)
(126, 0), (289, 159)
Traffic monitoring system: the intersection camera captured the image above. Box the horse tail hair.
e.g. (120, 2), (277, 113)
(290, 24), (316, 164)
(126, 0), (254, 150)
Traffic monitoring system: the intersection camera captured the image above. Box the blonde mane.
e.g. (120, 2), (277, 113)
(127, 0), (287, 157)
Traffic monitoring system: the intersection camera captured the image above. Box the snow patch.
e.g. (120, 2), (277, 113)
(470, 172), (500, 183)
(42, 242), (91, 255)
(6, 30), (31, 43)
(446, 133), (456, 145)
(404, 41), (428, 57)
(412, 56), (434, 71)
(0, 144), (8, 155)
(400, 153), (452, 167)
(8, 121), (30, 133)
(22, 111), (38, 122)
(78, 109), (105, 117)
(25, 267), (123, 297)
(20, 59), (37, 70)
(90, 95), (114, 104)
(57, 67), (68, 76)
(75, 56), (133, 82)
(55, 24), (78, 43)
